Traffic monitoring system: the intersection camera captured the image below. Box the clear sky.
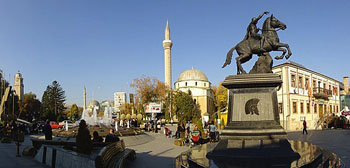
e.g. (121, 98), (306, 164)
(1, 0), (349, 106)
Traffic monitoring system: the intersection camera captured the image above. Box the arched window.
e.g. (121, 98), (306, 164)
(194, 99), (197, 104)
(185, 82), (187, 86)
(195, 82), (197, 86)
(204, 83), (206, 87)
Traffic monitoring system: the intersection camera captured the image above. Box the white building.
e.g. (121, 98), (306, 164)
(174, 68), (215, 120)
(273, 62), (341, 131)
(114, 92), (127, 113)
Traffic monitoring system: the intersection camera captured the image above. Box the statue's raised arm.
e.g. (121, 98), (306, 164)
(244, 11), (269, 41)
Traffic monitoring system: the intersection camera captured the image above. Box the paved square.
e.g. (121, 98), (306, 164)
(287, 129), (350, 166)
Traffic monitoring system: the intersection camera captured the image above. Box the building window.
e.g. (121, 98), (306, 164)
(307, 103), (310, 113)
(336, 105), (338, 113)
(185, 82), (187, 86)
(178, 83), (179, 87)
(195, 82), (197, 86)
(291, 74), (296, 87)
(298, 76), (303, 88)
(293, 102), (297, 114)
(314, 104), (317, 114)
(305, 77), (309, 90)
(300, 102), (304, 114)
(313, 80), (316, 89)
(278, 103), (282, 114)
(319, 104), (323, 114)
(204, 83), (206, 87)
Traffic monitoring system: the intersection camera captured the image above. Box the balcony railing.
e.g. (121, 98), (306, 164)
(313, 87), (332, 99)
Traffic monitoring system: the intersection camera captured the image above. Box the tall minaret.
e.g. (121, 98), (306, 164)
(163, 19), (173, 89)
(83, 86), (87, 110)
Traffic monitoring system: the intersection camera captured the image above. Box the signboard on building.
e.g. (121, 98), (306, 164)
(144, 103), (161, 113)
(341, 111), (350, 116)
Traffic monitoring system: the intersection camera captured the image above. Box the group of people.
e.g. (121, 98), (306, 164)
(41, 119), (120, 155)
(173, 121), (218, 146)
(144, 118), (161, 133)
(116, 118), (138, 130)
(76, 120), (120, 154)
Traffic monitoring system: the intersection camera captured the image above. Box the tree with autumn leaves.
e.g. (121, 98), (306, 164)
(130, 76), (169, 104)
(130, 76), (202, 123)
(130, 76), (170, 116)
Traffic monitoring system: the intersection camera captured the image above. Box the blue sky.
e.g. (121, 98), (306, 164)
(1, 0), (349, 106)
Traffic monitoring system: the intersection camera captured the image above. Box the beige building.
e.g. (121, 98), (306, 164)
(272, 62), (341, 131)
(174, 68), (215, 120)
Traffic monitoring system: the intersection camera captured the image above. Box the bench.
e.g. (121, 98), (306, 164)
(95, 140), (136, 168)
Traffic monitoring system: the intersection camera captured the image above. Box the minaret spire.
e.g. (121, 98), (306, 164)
(163, 19), (173, 89)
(83, 86), (87, 110)
(165, 19), (170, 40)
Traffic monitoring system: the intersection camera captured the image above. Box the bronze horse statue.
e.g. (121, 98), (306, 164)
(222, 15), (292, 74)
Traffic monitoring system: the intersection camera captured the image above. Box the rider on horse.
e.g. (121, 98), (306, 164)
(244, 11), (269, 51)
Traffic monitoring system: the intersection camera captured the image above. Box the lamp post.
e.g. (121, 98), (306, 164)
(12, 90), (20, 157)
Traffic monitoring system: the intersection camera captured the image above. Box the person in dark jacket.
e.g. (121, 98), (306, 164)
(43, 120), (52, 140)
(302, 120), (308, 134)
(92, 131), (103, 142)
(76, 120), (92, 154)
(105, 129), (120, 143)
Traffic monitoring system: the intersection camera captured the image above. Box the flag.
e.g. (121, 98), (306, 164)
(308, 85), (312, 97)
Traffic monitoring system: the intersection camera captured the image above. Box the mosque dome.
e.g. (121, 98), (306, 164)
(178, 68), (208, 82)
(88, 100), (100, 109)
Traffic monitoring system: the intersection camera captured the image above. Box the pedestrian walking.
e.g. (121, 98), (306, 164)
(303, 120), (308, 134)
(43, 120), (52, 140)
(209, 121), (217, 142)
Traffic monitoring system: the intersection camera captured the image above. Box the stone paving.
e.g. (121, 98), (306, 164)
(287, 129), (350, 167)
(2, 128), (348, 168)
(0, 135), (49, 168)
(122, 125), (189, 168)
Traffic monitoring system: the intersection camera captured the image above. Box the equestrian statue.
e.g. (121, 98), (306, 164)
(222, 11), (292, 74)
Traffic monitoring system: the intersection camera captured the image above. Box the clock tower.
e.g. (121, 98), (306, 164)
(14, 71), (24, 103)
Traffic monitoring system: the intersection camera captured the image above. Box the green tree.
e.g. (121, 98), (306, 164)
(70, 104), (79, 121)
(40, 81), (66, 121)
(19, 92), (41, 121)
(173, 91), (201, 124)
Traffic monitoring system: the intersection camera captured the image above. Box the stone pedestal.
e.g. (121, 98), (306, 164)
(220, 73), (285, 140)
(206, 74), (300, 166)
(176, 73), (344, 168)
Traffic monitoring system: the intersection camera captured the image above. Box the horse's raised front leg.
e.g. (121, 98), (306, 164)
(274, 47), (287, 60)
(275, 42), (292, 59)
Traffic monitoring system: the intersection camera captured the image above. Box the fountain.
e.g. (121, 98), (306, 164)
(81, 106), (113, 127)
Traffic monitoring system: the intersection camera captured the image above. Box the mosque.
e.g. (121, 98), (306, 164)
(174, 68), (215, 118)
(163, 20), (215, 120)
